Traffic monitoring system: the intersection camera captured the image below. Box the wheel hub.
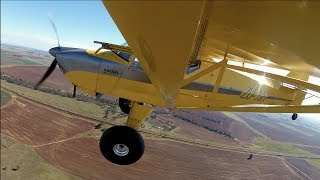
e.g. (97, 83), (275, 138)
(113, 144), (129, 156)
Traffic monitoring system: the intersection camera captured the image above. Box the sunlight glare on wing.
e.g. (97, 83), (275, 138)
(261, 59), (273, 66)
(244, 63), (289, 76)
(212, 58), (222, 63)
(227, 60), (243, 66)
(257, 75), (268, 85)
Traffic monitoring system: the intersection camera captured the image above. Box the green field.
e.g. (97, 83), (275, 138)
(306, 159), (320, 170)
(1, 89), (12, 107)
(1, 53), (40, 65)
(1, 134), (80, 180)
(223, 112), (268, 138)
(252, 138), (320, 170)
(252, 137), (315, 156)
(1, 80), (105, 118)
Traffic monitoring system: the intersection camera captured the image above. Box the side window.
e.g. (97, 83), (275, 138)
(186, 60), (201, 74)
(116, 52), (130, 62)
(130, 59), (144, 71)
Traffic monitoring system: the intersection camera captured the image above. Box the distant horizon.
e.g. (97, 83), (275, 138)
(1, 42), (50, 53)
(0, 41), (99, 53)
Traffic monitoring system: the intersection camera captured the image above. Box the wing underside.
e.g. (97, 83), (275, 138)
(103, 1), (320, 112)
(103, 1), (206, 107)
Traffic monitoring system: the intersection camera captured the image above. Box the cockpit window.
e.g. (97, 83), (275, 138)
(186, 60), (201, 74)
(121, 42), (128, 47)
(116, 52), (130, 62)
(130, 60), (144, 71)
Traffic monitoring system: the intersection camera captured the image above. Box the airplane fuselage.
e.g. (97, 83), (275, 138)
(51, 47), (295, 110)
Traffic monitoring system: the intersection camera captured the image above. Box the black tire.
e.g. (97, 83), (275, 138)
(119, 98), (143, 114)
(99, 126), (144, 165)
(119, 98), (131, 114)
(292, 113), (298, 120)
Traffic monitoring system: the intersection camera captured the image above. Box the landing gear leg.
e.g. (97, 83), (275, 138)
(100, 101), (154, 165)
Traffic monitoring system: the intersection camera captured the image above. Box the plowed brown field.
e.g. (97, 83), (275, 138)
(0, 96), (311, 179)
(1, 98), (95, 146)
(2, 66), (72, 90)
(35, 137), (298, 180)
(284, 158), (320, 179)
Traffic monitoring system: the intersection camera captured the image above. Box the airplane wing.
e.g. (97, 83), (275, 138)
(103, 1), (206, 107)
(198, 1), (320, 77)
(103, 1), (320, 108)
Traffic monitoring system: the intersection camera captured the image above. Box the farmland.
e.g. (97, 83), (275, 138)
(1, 89), (11, 107)
(1, 65), (73, 91)
(1, 44), (320, 179)
(1, 52), (40, 65)
(284, 158), (320, 179)
(0, 94), (301, 179)
(294, 145), (320, 155)
(252, 137), (314, 156)
(0, 80), (245, 147)
(1, 91), (319, 179)
(234, 112), (320, 147)
(1, 98), (95, 146)
(1, 80), (106, 118)
(1, 134), (79, 180)
(1, 44), (52, 66)
(36, 137), (299, 180)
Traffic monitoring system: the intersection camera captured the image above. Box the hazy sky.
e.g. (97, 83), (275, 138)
(1, 1), (125, 50)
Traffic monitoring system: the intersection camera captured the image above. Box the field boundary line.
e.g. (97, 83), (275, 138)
(31, 131), (91, 148)
(3, 86), (320, 160)
(282, 158), (313, 180)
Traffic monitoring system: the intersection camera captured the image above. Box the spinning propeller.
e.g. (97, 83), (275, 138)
(34, 15), (77, 97)
(34, 15), (60, 89)
(34, 58), (58, 89)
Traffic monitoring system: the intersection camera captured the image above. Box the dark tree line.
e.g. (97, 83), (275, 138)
(1, 73), (117, 115)
(173, 114), (233, 139)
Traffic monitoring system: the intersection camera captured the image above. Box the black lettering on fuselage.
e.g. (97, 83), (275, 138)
(240, 86), (268, 102)
(103, 68), (119, 76)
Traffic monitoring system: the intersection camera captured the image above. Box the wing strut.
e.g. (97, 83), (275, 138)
(212, 45), (229, 93)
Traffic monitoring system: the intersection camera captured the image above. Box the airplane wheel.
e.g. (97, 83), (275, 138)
(292, 113), (298, 120)
(119, 98), (143, 114)
(99, 125), (144, 165)
(119, 98), (131, 114)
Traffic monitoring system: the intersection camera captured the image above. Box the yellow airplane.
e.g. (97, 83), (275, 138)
(35, 1), (320, 165)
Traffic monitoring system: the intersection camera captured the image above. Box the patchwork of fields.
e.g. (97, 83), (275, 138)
(1, 44), (320, 179)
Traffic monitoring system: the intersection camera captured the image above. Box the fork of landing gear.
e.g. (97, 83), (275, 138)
(100, 100), (153, 165)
